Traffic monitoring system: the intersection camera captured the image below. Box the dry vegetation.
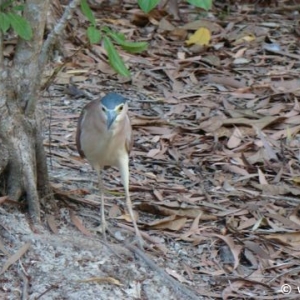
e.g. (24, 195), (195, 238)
(2, 0), (300, 299)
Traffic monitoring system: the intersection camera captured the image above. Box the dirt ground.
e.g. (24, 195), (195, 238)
(2, 1), (300, 299)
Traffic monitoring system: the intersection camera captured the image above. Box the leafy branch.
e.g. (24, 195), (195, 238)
(81, 0), (148, 77)
(0, 1), (32, 40)
(137, 0), (212, 13)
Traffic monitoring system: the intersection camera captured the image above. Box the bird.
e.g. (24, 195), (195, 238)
(76, 93), (143, 247)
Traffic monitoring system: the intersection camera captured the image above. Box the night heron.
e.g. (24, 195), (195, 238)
(76, 93), (143, 247)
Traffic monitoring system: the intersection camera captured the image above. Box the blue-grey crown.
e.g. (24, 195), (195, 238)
(101, 93), (127, 109)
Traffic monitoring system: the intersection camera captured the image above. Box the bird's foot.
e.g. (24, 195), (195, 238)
(134, 235), (145, 249)
(91, 222), (108, 241)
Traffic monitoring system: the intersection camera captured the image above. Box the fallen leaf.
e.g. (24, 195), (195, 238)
(165, 268), (190, 283)
(264, 232), (300, 248)
(147, 215), (187, 231)
(208, 234), (242, 270)
(0, 243), (31, 275)
(69, 210), (91, 236)
(47, 215), (58, 234)
(78, 277), (123, 286)
(185, 27), (211, 46)
(227, 127), (243, 149)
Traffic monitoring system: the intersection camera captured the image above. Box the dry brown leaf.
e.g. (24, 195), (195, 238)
(169, 28), (188, 40)
(47, 215), (58, 234)
(109, 204), (122, 218)
(117, 211), (138, 222)
(223, 165), (249, 176)
(258, 168), (268, 185)
(199, 116), (224, 132)
(78, 277), (123, 286)
(266, 213), (300, 230)
(158, 18), (175, 31)
(182, 263), (194, 281)
(264, 232), (300, 248)
(0, 242), (31, 275)
(138, 203), (216, 220)
(0, 238), (9, 255)
(165, 268), (190, 284)
(181, 19), (222, 32)
(147, 215), (187, 231)
(207, 75), (246, 89)
(244, 241), (270, 260)
(208, 234), (242, 270)
(227, 127), (243, 149)
(131, 116), (166, 126)
(0, 196), (8, 204)
(271, 79), (300, 93)
(251, 182), (300, 196)
(256, 130), (278, 161)
(153, 189), (164, 201)
(290, 205), (300, 226)
(147, 148), (161, 158)
(222, 281), (246, 300)
(69, 210), (91, 236)
(179, 212), (204, 240)
(222, 116), (286, 130)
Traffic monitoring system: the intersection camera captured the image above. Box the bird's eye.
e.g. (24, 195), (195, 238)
(102, 106), (106, 112)
(118, 105), (124, 112)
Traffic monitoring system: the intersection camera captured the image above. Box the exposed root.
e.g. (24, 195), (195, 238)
(0, 113), (52, 223)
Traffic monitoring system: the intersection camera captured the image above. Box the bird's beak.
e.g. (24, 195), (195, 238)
(106, 110), (117, 129)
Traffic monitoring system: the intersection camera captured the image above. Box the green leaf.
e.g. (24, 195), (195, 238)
(106, 30), (125, 42)
(137, 0), (160, 13)
(80, 0), (96, 26)
(7, 13), (32, 40)
(102, 27), (126, 42)
(107, 31), (147, 53)
(103, 36), (130, 77)
(107, 31), (127, 43)
(0, 0), (14, 11)
(87, 26), (101, 44)
(186, 0), (212, 10)
(12, 5), (25, 11)
(119, 41), (148, 53)
(0, 12), (10, 33)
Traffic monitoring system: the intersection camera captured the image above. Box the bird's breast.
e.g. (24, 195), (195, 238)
(80, 127), (126, 169)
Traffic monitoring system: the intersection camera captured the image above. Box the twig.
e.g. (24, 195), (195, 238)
(108, 226), (201, 299)
(260, 194), (300, 205)
(267, 266), (300, 284)
(18, 265), (29, 300)
(0, 25), (3, 68)
(25, 0), (81, 116)
(116, 222), (169, 253)
(125, 243), (202, 300)
(39, 0), (81, 69)
(35, 284), (59, 300)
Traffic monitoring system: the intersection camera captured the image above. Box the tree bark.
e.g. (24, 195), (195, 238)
(0, 0), (81, 222)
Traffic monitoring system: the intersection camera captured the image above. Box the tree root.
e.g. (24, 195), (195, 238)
(0, 112), (52, 222)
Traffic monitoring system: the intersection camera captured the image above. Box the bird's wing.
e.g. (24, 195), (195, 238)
(76, 100), (100, 158)
(76, 108), (87, 158)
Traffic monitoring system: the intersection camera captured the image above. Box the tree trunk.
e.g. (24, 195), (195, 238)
(0, 0), (81, 221)
(0, 92), (50, 221)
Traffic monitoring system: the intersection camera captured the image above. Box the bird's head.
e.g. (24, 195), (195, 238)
(100, 93), (128, 130)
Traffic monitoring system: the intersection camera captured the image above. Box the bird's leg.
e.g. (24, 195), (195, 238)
(126, 190), (144, 248)
(119, 158), (144, 248)
(96, 168), (107, 240)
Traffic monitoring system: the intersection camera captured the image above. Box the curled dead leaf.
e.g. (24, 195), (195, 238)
(78, 277), (123, 286)
(147, 215), (187, 231)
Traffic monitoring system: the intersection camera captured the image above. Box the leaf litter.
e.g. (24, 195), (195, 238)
(2, 0), (300, 299)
